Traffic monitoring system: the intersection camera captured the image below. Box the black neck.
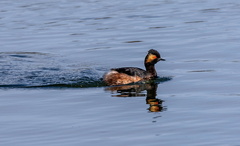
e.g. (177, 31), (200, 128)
(145, 63), (157, 78)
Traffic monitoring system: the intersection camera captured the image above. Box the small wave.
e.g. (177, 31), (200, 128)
(155, 76), (173, 83)
(0, 74), (106, 88)
(0, 73), (106, 88)
(0, 52), (106, 88)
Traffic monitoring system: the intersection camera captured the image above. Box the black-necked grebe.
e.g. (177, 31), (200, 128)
(103, 49), (165, 85)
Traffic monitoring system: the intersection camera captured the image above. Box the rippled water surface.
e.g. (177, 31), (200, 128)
(1, 0), (240, 145)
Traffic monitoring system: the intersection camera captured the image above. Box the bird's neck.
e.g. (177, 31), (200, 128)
(145, 63), (157, 78)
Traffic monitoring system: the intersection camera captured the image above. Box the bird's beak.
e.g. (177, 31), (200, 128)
(158, 58), (166, 61)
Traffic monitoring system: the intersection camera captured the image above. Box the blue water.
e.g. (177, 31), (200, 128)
(1, 0), (240, 145)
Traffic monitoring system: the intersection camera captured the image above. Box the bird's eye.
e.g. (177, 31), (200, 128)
(152, 55), (157, 59)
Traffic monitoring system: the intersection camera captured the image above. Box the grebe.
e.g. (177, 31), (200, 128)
(103, 49), (165, 85)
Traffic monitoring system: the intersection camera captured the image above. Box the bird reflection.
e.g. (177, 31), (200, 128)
(105, 83), (166, 112)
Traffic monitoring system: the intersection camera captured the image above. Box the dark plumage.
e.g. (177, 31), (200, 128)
(103, 49), (165, 85)
(111, 67), (147, 78)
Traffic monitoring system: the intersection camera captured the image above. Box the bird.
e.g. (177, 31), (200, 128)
(103, 49), (165, 86)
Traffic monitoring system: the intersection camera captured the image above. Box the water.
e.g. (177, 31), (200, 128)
(1, 0), (240, 145)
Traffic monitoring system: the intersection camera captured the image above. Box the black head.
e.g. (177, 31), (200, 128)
(145, 49), (165, 64)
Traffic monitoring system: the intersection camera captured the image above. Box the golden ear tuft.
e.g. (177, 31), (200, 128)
(146, 54), (157, 63)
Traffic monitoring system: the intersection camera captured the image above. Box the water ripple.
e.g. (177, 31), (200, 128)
(0, 52), (105, 88)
